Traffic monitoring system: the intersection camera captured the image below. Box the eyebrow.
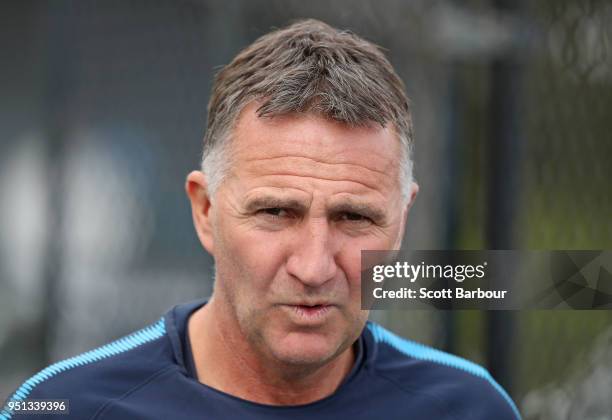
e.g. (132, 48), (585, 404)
(243, 196), (309, 213)
(243, 194), (388, 224)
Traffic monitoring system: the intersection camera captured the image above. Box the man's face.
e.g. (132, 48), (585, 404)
(197, 103), (415, 367)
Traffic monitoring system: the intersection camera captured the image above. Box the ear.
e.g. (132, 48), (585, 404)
(394, 182), (419, 249)
(185, 171), (215, 255)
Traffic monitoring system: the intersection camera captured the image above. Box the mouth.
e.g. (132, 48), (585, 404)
(284, 303), (334, 324)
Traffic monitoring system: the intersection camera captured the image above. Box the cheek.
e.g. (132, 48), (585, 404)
(338, 249), (361, 291)
(216, 220), (287, 291)
(338, 235), (392, 281)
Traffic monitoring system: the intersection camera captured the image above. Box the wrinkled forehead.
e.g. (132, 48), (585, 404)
(228, 102), (403, 176)
(214, 103), (407, 213)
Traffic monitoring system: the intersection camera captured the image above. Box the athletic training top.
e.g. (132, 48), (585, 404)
(2, 299), (521, 419)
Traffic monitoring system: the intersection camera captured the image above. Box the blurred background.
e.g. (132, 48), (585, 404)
(1, 0), (611, 418)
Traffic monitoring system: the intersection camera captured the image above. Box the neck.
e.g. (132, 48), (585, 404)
(187, 297), (356, 405)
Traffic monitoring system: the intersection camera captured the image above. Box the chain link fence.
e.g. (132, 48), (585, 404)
(1, 1), (611, 418)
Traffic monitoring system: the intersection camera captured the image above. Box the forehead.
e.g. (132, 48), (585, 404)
(226, 103), (403, 197)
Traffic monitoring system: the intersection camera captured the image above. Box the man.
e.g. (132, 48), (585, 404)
(2, 19), (520, 419)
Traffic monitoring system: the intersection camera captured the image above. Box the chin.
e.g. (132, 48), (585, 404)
(269, 330), (345, 366)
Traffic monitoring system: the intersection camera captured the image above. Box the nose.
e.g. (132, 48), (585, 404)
(285, 218), (338, 288)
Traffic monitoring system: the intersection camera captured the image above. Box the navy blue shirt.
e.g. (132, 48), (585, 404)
(2, 300), (521, 419)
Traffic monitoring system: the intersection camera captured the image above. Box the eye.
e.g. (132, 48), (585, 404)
(340, 212), (370, 223)
(259, 207), (288, 217)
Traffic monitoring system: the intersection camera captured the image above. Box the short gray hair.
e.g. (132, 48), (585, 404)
(201, 19), (414, 200)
